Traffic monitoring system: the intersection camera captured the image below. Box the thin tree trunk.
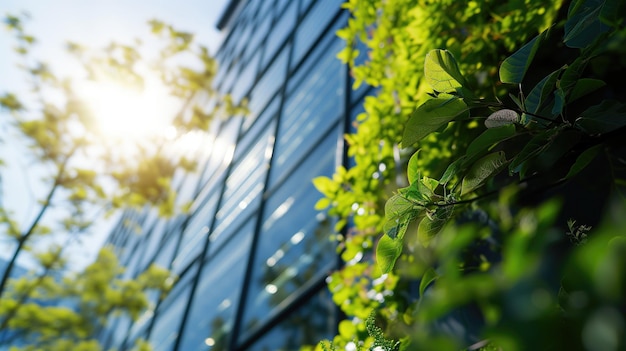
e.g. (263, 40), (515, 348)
(0, 151), (73, 299)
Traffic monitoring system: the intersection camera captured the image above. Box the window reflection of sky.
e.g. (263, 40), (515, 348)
(178, 221), (254, 351)
(242, 132), (338, 337)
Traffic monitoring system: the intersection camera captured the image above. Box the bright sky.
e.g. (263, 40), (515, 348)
(0, 0), (230, 270)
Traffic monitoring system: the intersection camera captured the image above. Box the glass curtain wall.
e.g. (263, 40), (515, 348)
(98, 0), (365, 350)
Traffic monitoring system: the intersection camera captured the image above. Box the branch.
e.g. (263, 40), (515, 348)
(0, 144), (77, 299)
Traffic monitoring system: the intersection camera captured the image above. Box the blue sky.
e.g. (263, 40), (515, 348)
(0, 0), (230, 269)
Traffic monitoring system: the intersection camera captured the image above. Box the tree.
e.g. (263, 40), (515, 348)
(0, 14), (245, 349)
(316, 0), (626, 350)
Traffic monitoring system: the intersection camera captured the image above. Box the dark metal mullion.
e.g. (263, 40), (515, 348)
(228, 0), (298, 348)
(170, 117), (243, 351)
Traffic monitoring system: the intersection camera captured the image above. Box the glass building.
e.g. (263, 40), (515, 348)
(99, 0), (372, 349)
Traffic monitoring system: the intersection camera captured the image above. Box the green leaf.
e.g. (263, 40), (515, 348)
(419, 267), (439, 297)
(384, 194), (418, 239)
(524, 69), (562, 116)
(440, 157), (465, 185)
(552, 88), (565, 116)
(407, 151), (420, 185)
(566, 145), (602, 179)
(569, 78), (606, 103)
(485, 109), (519, 129)
(564, 0), (610, 49)
(417, 206), (453, 247)
(461, 151), (507, 196)
(424, 49), (466, 93)
(312, 176), (338, 196)
(377, 234), (403, 273)
(499, 29), (549, 84)
(576, 100), (626, 135)
(466, 125), (516, 163)
(599, 0), (626, 27)
(509, 130), (556, 174)
(402, 96), (469, 147)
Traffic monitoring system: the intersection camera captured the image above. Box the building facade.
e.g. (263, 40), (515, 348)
(100, 0), (372, 349)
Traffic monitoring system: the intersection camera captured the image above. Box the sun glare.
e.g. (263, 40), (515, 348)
(78, 78), (177, 141)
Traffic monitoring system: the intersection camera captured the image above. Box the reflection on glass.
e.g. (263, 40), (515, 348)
(211, 127), (272, 247)
(177, 221), (254, 351)
(171, 190), (219, 274)
(246, 288), (336, 351)
(241, 132), (338, 339)
(270, 38), (344, 186)
(148, 263), (197, 351)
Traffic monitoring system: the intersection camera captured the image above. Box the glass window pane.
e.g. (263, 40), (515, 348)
(171, 190), (220, 274)
(140, 218), (167, 270)
(177, 221), (255, 351)
(241, 133), (338, 339)
(245, 12), (271, 63)
(262, 0), (297, 68)
(211, 125), (273, 246)
(270, 38), (345, 186)
(231, 50), (260, 103)
(248, 49), (288, 117)
(292, 0), (345, 67)
(245, 288), (337, 351)
(197, 118), (239, 193)
(148, 263), (198, 351)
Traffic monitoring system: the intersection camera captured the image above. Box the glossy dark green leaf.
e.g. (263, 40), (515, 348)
(440, 157), (465, 185)
(499, 29), (549, 84)
(509, 130), (556, 174)
(552, 88), (565, 116)
(566, 145), (602, 179)
(576, 100), (626, 135)
(599, 0), (626, 27)
(402, 96), (469, 147)
(569, 78), (606, 103)
(524, 68), (562, 116)
(466, 125), (515, 164)
(461, 151), (507, 196)
(564, 0), (610, 48)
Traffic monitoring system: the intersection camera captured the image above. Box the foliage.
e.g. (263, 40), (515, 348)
(0, 248), (173, 350)
(317, 0), (626, 349)
(0, 13), (242, 349)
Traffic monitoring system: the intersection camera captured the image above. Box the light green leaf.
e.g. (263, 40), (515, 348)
(407, 151), (420, 185)
(566, 145), (602, 179)
(424, 49), (466, 93)
(384, 194), (417, 239)
(461, 152), (507, 196)
(402, 96), (469, 147)
(499, 29), (549, 84)
(377, 234), (403, 273)
(312, 176), (337, 196)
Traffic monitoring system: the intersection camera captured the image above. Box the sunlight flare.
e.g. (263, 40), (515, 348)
(77, 77), (177, 141)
